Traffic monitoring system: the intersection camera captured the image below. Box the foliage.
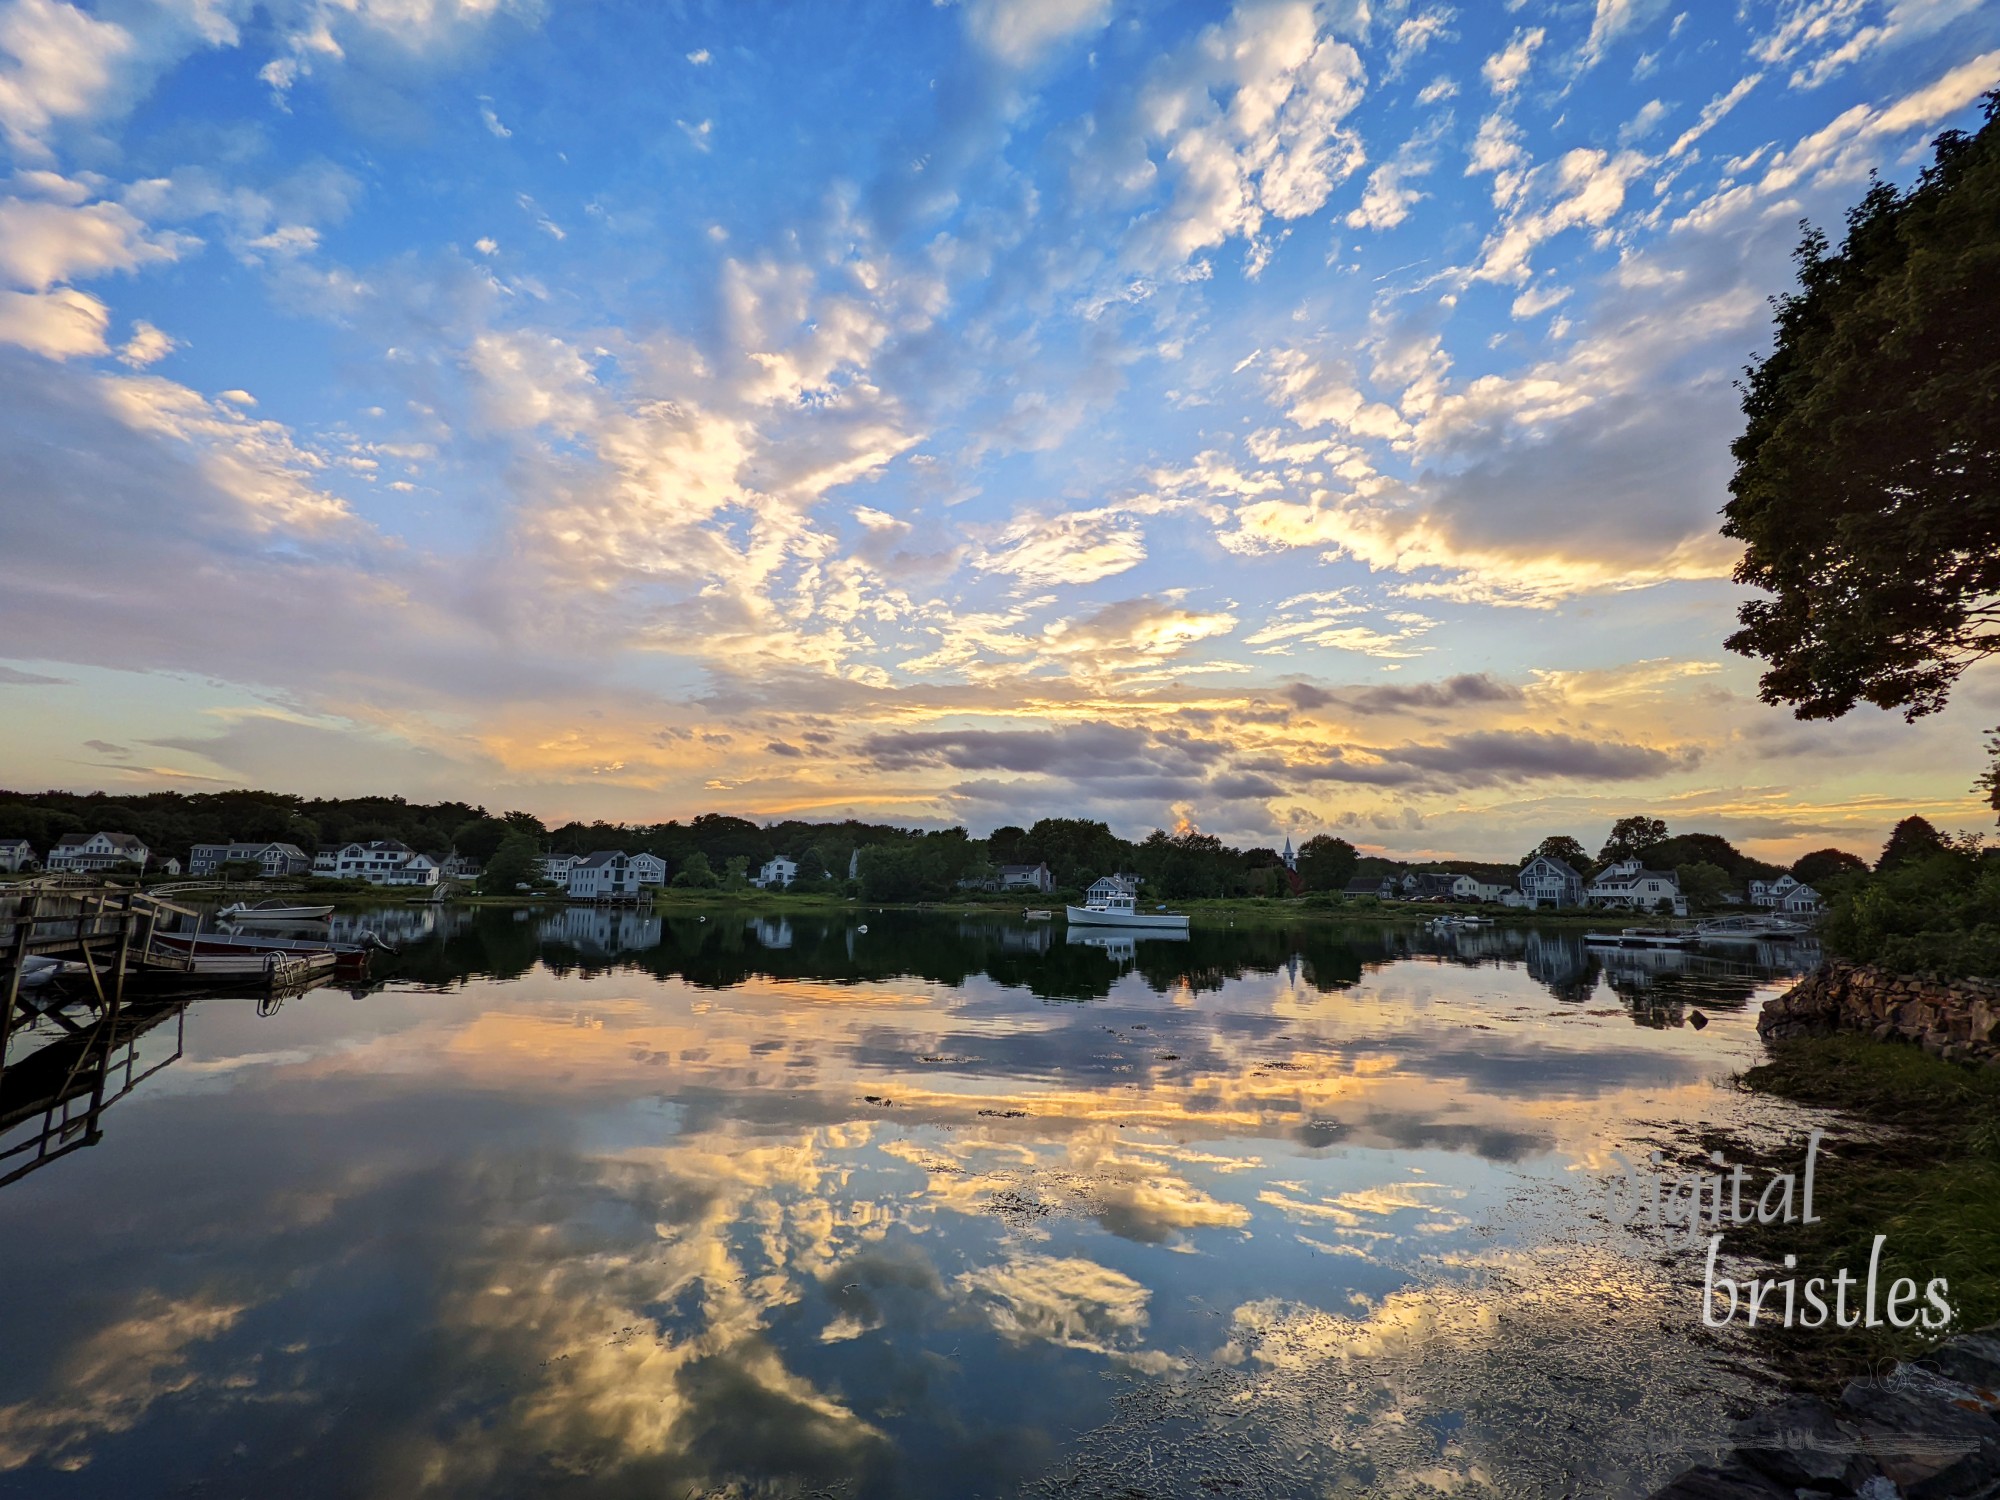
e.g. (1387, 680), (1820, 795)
(1790, 847), (1868, 885)
(1823, 841), (2000, 978)
(1721, 95), (2000, 808)
(1675, 861), (1733, 911)
(479, 833), (541, 894)
(1598, 816), (1667, 864)
(1877, 814), (1948, 871)
(1297, 834), (1358, 892)
(793, 848), (828, 884)
(858, 842), (950, 902)
(670, 851), (719, 889)
(1737, 1034), (2000, 1384)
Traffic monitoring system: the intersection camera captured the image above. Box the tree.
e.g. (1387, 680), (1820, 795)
(1676, 862), (1733, 911)
(1877, 815), (1948, 872)
(794, 847), (828, 884)
(1791, 848), (1869, 886)
(480, 833), (540, 894)
(1598, 816), (1668, 864)
(1527, 836), (1589, 873)
(1721, 95), (2000, 810)
(452, 816), (512, 864)
(1297, 834), (1358, 892)
(670, 851), (719, 888)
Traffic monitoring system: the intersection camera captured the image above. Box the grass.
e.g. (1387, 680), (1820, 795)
(1728, 1034), (2000, 1388)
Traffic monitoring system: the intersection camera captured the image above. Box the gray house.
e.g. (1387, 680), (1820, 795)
(1518, 855), (1584, 908)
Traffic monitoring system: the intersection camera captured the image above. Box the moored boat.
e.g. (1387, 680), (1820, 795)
(1065, 884), (1189, 931)
(220, 899), (335, 922)
(1584, 926), (1699, 948)
(150, 929), (378, 980)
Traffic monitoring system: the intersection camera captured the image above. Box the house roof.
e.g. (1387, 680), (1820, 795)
(1343, 876), (1388, 893)
(0, 837), (29, 848)
(998, 862), (1047, 875)
(575, 850), (628, 868)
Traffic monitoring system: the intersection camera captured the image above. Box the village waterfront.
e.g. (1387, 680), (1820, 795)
(0, 903), (1841, 1498)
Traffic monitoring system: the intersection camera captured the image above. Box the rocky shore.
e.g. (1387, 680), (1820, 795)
(1758, 962), (2000, 1065)
(1648, 1327), (2000, 1498)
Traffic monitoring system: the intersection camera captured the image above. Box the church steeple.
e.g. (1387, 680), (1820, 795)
(1281, 835), (1296, 871)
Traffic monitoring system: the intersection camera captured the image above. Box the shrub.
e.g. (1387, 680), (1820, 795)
(1822, 842), (2000, 979)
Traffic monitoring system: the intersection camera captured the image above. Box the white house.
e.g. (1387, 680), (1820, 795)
(441, 852), (483, 881)
(753, 854), (799, 889)
(1749, 875), (1823, 913)
(313, 840), (440, 886)
(1751, 875), (1824, 914)
(538, 854), (580, 886)
(189, 841), (312, 878)
(47, 832), (150, 873)
(568, 850), (642, 900)
(1518, 855), (1583, 908)
(1585, 858), (1688, 916)
(629, 852), (668, 887)
(1086, 874), (1139, 903)
(0, 838), (35, 872)
(997, 862), (1053, 893)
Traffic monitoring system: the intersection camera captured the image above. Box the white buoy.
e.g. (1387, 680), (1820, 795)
(856, 924), (869, 934)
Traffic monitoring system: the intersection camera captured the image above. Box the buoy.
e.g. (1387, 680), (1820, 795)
(857, 924), (869, 934)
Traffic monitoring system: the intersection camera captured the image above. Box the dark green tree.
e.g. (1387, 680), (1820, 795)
(1676, 861), (1733, 911)
(793, 847), (828, 884)
(1598, 816), (1668, 864)
(1791, 848), (1869, 885)
(670, 851), (719, 888)
(1877, 815), (1947, 871)
(1721, 94), (2000, 809)
(479, 833), (541, 894)
(1297, 834), (1358, 891)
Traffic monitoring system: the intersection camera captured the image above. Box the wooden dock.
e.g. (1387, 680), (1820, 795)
(0, 883), (198, 1099)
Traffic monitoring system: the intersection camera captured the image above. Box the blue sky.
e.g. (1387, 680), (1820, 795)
(1, 0), (1997, 860)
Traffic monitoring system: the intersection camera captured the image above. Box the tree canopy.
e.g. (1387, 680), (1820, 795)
(1721, 94), (2000, 809)
(1598, 816), (1668, 864)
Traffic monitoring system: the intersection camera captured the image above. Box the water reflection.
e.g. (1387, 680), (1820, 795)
(0, 908), (1820, 1498)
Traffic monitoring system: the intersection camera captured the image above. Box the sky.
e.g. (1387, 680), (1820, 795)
(0, 0), (1997, 863)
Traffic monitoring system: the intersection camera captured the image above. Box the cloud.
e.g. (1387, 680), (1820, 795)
(974, 508), (1147, 587)
(116, 319), (176, 367)
(963, 0), (1113, 69)
(0, 193), (184, 292)
(0, 663), (70, 685)
(1580, 0), (1671, 69)
(1481, 27), (1544, 97)
(0, 0), (136, 154)
(0, 284), (106, 358)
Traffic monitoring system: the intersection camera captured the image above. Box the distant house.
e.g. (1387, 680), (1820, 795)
(997, 862), (1054, 894)
(1586, 858), (1687, 916)
(1086, 874), (1139, 903)
(1466, 879), (1511, 903)
(313, 840), (439, 886)
(1343, 875), (1396, 900)
(189, 841), (311, 878)
(629, 852), (668, 887)
(753, 854), (799, 890)
(569, 851), (641, 900)
(537, 854), (580, 886)
(1518, 855), (1584, 909)
(847, 849), (860, 880)
(47, 832), (150, 873)
(440, 852), (483, 881)
(159, 856), (181, 875)
(1749, 875), (1821, 913)
(0, 838), (35, 872)
(1403, 872), (1474, 902)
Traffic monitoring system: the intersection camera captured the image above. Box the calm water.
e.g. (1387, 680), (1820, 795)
(0, 908), (1822, 1499)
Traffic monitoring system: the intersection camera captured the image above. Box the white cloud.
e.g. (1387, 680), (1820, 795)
(963, 0), (1114, 69)
(975, 508), (1147, 587)
(686, 47), (710, 65)
(1580, 0), (1671, 69)
(0, 0), (135, 153)
(0, 195), (184, 291)
(116, 319), (177, 367)
(0, 284), (106, 358)
(1481, 27), (1544, 97)
(479, 100), (511, 137)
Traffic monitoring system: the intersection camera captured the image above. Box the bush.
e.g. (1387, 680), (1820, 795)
(1823, 842), (2000, 979)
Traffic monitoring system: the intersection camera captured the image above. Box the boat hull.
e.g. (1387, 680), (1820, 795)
(150, 931), (374, 980)
(1064, 905), (1190, 931)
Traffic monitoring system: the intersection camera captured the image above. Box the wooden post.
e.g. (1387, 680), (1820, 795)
(0, 893), (40, 1098)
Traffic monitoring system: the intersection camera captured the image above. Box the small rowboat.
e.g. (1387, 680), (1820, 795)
(220, 899), (335, 922)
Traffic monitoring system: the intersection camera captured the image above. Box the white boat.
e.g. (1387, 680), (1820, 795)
(1065, 887), (1189, 931)
(220, 899), (335, 922)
